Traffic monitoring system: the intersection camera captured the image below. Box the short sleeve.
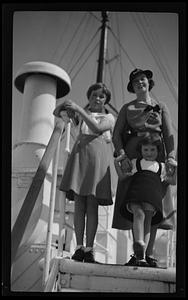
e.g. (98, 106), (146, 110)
(106, 113), (116, 130)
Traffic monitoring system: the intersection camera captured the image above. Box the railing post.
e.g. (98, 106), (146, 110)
(43, 118), (72, 287)
(42, 121), (62, 287)
(57, 120), (71, 255)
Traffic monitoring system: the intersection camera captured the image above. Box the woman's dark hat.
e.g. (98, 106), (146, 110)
(127, 68), (153, 93)
(86, 82), (111, 104)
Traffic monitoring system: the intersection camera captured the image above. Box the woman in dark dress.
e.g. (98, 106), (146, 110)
(112, 68), (177, 267)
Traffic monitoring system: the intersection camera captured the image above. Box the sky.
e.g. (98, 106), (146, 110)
(12, 8), (179, 149)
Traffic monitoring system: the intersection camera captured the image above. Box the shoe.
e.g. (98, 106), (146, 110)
(145, 255), (159, 268)
(136, 258), (149, 267)
(84, 249), (96, 263)
(71, 247), (85, 262)
(124, 254), (137, 266)
(133, 241), (145, 260)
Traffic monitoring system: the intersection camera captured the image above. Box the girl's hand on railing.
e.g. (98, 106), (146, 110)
(63, 99), (80, 113)
(59, 110), (71, 123)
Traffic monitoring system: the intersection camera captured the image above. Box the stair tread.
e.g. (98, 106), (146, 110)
(59, 258), (175, 283)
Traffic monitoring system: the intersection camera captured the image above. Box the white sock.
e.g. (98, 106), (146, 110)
(85, 247), (93, 252)
(75, 245), (85, 251)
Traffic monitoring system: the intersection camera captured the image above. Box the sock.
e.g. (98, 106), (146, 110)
(85, 247), (93, 252)
(75, 245), (85, 251)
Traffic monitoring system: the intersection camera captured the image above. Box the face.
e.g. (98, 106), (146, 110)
(132, 74), (149, 94)
(141, 144), (158, 161)
(88, 88), (107, 112)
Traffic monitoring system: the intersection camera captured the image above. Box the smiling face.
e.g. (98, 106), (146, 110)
(141, 144), (158, 161)
(88, 88), (107, 112)
(132, 73), (150, 94)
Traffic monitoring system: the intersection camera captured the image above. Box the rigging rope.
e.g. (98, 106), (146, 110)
(142, 13), (178, 86)
(51, 12), (73, 62)
(108, 26), (136, 69)
(140, 13), (178, 103)
(58, 12), (88, 66)
(115, 13), (126, 103)
(68, 28), (100, 75)
(71, 42), (99, 82)
(131, 12), (178, 105)
(66, 13), (91, 71)
(106, 49), (117, 107)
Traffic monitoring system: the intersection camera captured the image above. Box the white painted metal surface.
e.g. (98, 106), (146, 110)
(59, 258), (176, 293)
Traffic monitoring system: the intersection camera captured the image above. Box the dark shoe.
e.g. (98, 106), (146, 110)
(133, 241), (145, 260)
(84, 250), (96, 263)
(136, 258), (149, 267)
(146, 255), (159, 268)
(124, 254), (137, 266)
(71, 248), (85, 262)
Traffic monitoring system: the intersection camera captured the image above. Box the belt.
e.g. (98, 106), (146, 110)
(137, 132), (150, 137)
(133, 131), (161, 137)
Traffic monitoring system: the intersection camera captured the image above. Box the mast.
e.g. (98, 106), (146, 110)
(96, 11), (109, 83)
(96, 12), (118, 115)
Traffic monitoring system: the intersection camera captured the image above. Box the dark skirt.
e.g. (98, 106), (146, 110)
(60, 134), (116, 206)
(120, 171), (163, 226)
(112, 135), (176, 230)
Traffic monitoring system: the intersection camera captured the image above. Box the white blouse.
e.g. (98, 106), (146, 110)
(131, 158), (166, 181)
(80, 112), (115, 142)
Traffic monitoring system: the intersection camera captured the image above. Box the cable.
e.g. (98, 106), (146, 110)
(68, 28), (100, 75)
(58, 12), (88, 66)
(132, 12), (178, 105)
(71, 42), (99, 82)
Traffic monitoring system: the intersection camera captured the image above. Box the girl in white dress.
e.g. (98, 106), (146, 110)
(54, 83), (116, 263)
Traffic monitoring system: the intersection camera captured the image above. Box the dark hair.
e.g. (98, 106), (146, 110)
(127, 68), (155, 93)
(136, 134), (163, 158)
(86, 82), (111, 104)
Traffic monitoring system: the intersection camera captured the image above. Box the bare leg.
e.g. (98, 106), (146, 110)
(131, 204), (145, 242)
(143, 210), (153, 250)
(86, 195), (99, 247)
(74, 194), (86, 246)
(146, 225), (158, 257)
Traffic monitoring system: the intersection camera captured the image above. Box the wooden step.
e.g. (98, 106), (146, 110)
(58, 258), (176, 293)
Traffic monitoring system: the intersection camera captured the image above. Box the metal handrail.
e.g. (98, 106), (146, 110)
(11, 119), (65, 265)
(43, 120), (71, 287)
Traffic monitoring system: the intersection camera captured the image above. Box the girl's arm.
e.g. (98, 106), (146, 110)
(63, 100), (114, 133)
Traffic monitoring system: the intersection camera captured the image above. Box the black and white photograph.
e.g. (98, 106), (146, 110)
(2, 2), (186, 297)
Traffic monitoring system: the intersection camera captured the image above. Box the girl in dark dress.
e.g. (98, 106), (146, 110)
(114, 134), (177, 266)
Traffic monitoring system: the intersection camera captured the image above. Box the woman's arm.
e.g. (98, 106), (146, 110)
(161, 103), (176, 159)
(161, 161), (177, 185)
(114, 158), (133, 181)
(112, 104), (129, 156)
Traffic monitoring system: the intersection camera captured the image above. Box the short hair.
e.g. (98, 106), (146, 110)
(86, 82), (111, 104)
(136, 134), (163, 157)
